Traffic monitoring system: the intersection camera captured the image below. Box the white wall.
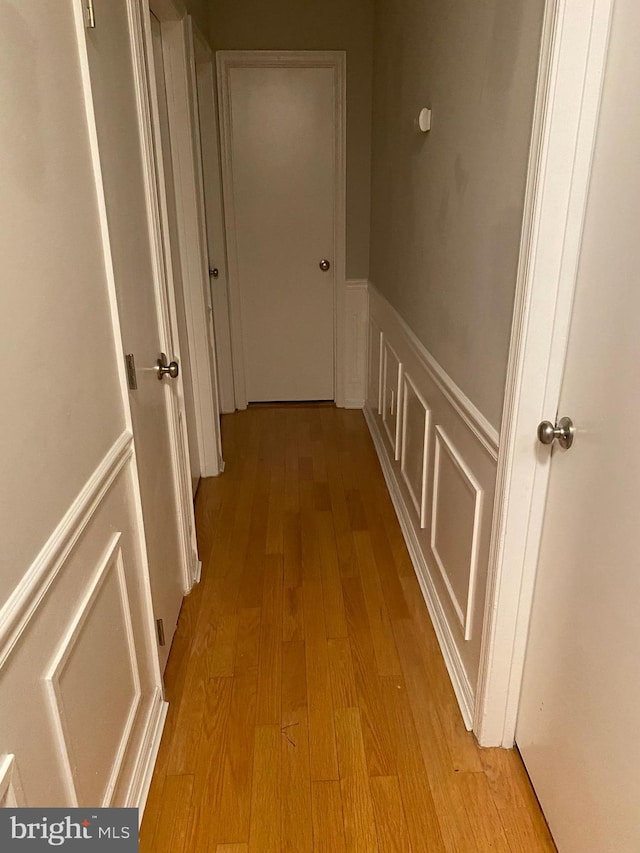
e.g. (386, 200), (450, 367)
(207, 0), (374, 281)
(369, 0), (545, 427)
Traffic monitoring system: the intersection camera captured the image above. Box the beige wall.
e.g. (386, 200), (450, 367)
(185, 0), (210, 41)
(207, 0), (374, 280)
(369, 0), (545, 427)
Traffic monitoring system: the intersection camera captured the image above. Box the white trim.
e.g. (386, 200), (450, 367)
(364, 406), (474, 728)
(44, 534), (142, 807)
(430, 427), (484, 643)
(475, 0), (615, 746)
(216, 50), (347, 408)
(193, 31), (237, 414)
(370, 285), (499, 460)
(0, 433), (133, 670)
(125, 688), (169, 816)
(381, 338), (403, 460)
(400, 371), (431, 527)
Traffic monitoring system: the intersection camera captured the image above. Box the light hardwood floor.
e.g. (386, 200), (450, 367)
(140, 407), (555, 852)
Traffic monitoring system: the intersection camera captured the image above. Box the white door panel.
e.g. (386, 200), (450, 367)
(223, 63), (336, 402)
(517, 2), (640, 849)
(84, 0), (195, 669)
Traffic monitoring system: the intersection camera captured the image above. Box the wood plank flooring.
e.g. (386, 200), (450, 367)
(140, 407), (555, 852)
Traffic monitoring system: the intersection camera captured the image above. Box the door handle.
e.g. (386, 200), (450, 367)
(157, 352), (179, 381)
(537, 416), (575, 449)
(319, 259), (331, 272)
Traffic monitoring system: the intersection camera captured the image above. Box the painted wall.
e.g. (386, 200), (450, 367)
(369, 0), (545, 427)
(185, 0), (210, 41)
(207, 0), (374, 280)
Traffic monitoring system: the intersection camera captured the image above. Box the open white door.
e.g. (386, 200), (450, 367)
(516, 1), (640, 848)
(0, 0), (165, 808)
(83, 0), (199, 670)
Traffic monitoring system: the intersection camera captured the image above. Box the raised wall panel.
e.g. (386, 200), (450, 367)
(45, 534), (142, 807)
(430, 427), (484, 642)
(382, 338), (403, 459)
(400, 373), (431, 527)
(368, 320), (382, 414)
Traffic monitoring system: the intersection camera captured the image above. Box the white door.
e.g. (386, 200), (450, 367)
(84, 0), (197, 670)
(517, 2), (640, 849)
(219, 58), (337, 403)
(0, 0), (165, 808)
(150, 12), (200, 497)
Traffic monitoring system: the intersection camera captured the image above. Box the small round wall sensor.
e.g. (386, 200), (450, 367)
(418, 107), (432, 133)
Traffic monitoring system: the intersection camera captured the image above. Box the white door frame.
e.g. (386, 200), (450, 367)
(475, 0), (615, 747)
(148, 1), (224, 477)
(216, 50), (347, 409)
(192, 28), (237, 414)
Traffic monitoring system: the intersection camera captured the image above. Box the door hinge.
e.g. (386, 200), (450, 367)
(83, 0), (96, 28)
(156, 618), (166, 647)
(125, 353), (138, 391)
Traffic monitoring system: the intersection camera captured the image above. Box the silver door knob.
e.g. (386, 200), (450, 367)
(319, 259), (331, 271)
(157, 353), (179, 380)
(537, 416), (575, 449)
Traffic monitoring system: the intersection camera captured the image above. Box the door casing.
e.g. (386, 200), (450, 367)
(474, 0), (615, 746)
(216, 50), (347, 409)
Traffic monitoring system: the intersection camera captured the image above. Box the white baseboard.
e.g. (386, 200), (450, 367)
(366, 285), (500, 728)
(127, 688), (169, 818)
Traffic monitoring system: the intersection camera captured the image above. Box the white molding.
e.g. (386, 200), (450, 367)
(381, 338), (403, 461)
(364, 406), (474, 728)
(194, 36), (236, 414)
(369, 285), (499, 460)
(475, 0), (615, 747)
(217, 50), (347, 408)
(44, 534), (142, 807)
(126, 688), (169, 817)
(430, 427), (484, 643)
(400, 371), (431, 528)
(0, 433), (133, 670)
(0, 755), (25, 807)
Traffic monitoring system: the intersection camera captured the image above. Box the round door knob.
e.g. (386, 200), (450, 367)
(157, 353), (179, 380)
(537, 416), (575, 450)
(319, 259), (331, 272)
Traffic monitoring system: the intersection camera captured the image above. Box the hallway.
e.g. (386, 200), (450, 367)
(140, 407), (554, 851)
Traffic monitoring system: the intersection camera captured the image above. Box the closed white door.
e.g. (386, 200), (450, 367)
(220, 59), (337, 402)
(517, 2), (640, 849)
(85, 0), (196, 670)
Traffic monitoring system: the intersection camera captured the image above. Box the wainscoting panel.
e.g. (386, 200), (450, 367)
(365, 285), (499, 727)
(382, 338), (403, 460)
(400, 373), (431, 527)
(0, 444), (166, 809)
